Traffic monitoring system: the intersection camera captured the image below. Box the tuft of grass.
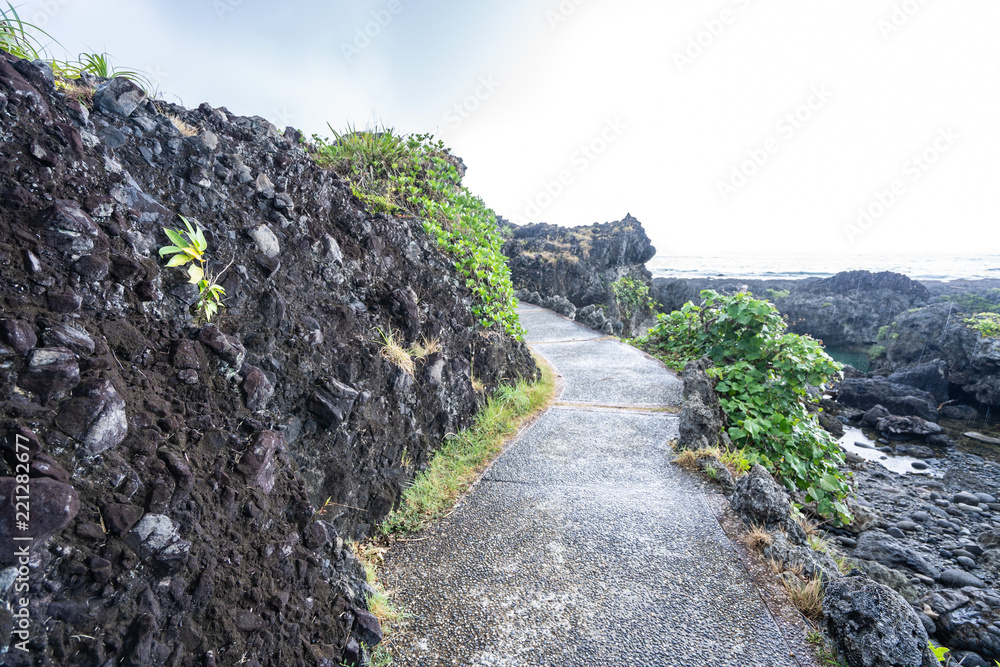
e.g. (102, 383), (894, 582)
(377, 328), (415, 378)
(673, 446), (721, 470)
(747, 524), (773, 552)
(168, 114), (199, 137)
(808, 533), (831, 554)
(808, 629), (848, 666)
(409, 336), (440, 360)
(54, 78), (94, 105)
(381, 355), (555, 535)
(784, 575), (824, 621)
(0, 2), (51, 61)
(347, 542), (404, 667)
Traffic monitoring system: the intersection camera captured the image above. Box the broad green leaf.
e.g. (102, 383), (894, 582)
(187, 264), (204, 284)
(166, 254), (192, 267)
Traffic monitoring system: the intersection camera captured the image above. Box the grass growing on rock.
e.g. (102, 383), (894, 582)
(380, 354), (555, 535)
(313, 126), (524, 338)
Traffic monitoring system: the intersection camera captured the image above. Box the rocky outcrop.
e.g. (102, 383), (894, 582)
(677, 359), (731, 451)
(0, 55), (534, 666)
(824, 572), (939, 667)
(779, 271), (929, 347)
(504, 215), (656, 335)
(838, 378), (940, 421)
(875, 303), (1000, 409)
(653, 271), (929, 349)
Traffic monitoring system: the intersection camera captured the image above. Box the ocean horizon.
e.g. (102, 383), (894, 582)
(648, 253), (1000, 283)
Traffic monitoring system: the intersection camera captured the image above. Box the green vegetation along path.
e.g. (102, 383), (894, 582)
(383, 305), (798, 666)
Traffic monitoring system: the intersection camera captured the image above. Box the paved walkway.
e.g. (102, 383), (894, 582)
(383, 305), (798, 666)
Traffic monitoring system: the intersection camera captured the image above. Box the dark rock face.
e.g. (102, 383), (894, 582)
(923, 588), (1000, 659)
(888, 360), (951, 403)
(729, 465), (807, 544)
(852, 532), (940, 578)
(0, 54), (535, 666)
(677, 359), (731, 451)
(877, 303), (1000, 408)
(780, 271), (929, 347)
(504, 215), (655, 306)
(503, 215), (656, 335)
(838, 378), (940, 421)
(824, 572), (939, 667)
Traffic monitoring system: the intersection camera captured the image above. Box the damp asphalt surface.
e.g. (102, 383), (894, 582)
(383, 305), (798, 666)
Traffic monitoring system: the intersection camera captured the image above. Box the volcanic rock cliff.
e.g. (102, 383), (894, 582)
(0, 52), (534, 666)
(502, 214), (656, 334)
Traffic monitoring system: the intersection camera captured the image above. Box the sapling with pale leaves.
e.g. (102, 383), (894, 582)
(159, 215), (226, 322)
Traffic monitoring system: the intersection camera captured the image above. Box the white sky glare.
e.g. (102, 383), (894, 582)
(20, 0), (1000, 260)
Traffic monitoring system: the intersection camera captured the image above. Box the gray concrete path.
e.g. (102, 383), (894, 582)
(383, 305), (798, 666)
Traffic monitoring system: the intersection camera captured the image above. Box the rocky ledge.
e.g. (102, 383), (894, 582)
(502, 214), (656, 335)
(0, 52), (534, 666)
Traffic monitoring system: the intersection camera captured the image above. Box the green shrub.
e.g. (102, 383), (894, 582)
(611, 276), (654, 326)
(636, 290), (851, 523)
(868, 344), (886, 361)
(936, 289), (1000, 314)
(314, 127), (523, 338)
(966, 313), (1000, 338)
(766, 289), (790, 302)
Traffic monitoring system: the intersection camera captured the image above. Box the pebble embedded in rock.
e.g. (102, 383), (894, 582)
(0, 319), (37, 354)
(954, 492), (982, 505)
(0, 477), (79, 563)
(18, 346), (80, 400)
(249, 224), (280, 258)
(92, 76), (147, 118)
(937, 568), (986, 589)
(55, 378), (128, 455)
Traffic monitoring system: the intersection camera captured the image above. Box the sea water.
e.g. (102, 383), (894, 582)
(649, 253), (1000, 282)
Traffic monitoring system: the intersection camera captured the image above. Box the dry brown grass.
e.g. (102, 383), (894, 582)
(797, 514), (820, 538)
(377, 328), (415, 377)
(672, 446), (722, 470)
(55, 79), (94, 105)
(746, 524), (773, 553)
(168, 114), (199, 137)
(783, 575), (824, 621)
(410, 336), (441, 359)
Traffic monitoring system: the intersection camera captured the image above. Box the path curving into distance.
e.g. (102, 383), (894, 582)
(383, 305), (800, 666)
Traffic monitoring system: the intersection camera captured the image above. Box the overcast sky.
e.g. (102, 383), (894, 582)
(20, 0), (1000, 260)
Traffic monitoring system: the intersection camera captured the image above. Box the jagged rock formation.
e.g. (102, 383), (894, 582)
(874, 303), (1000, 409)
(780, 271), (930, 347)
(503, 214), (656, 335)
(654, 271), (930, 348)
(0, 54), (534, 666)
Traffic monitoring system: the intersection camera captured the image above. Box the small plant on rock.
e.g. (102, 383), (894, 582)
(159, 215), (226, 322)
(966, 313), (1000, 338)
(376, 327), (415, 377)
(611, 276), (654, 328)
